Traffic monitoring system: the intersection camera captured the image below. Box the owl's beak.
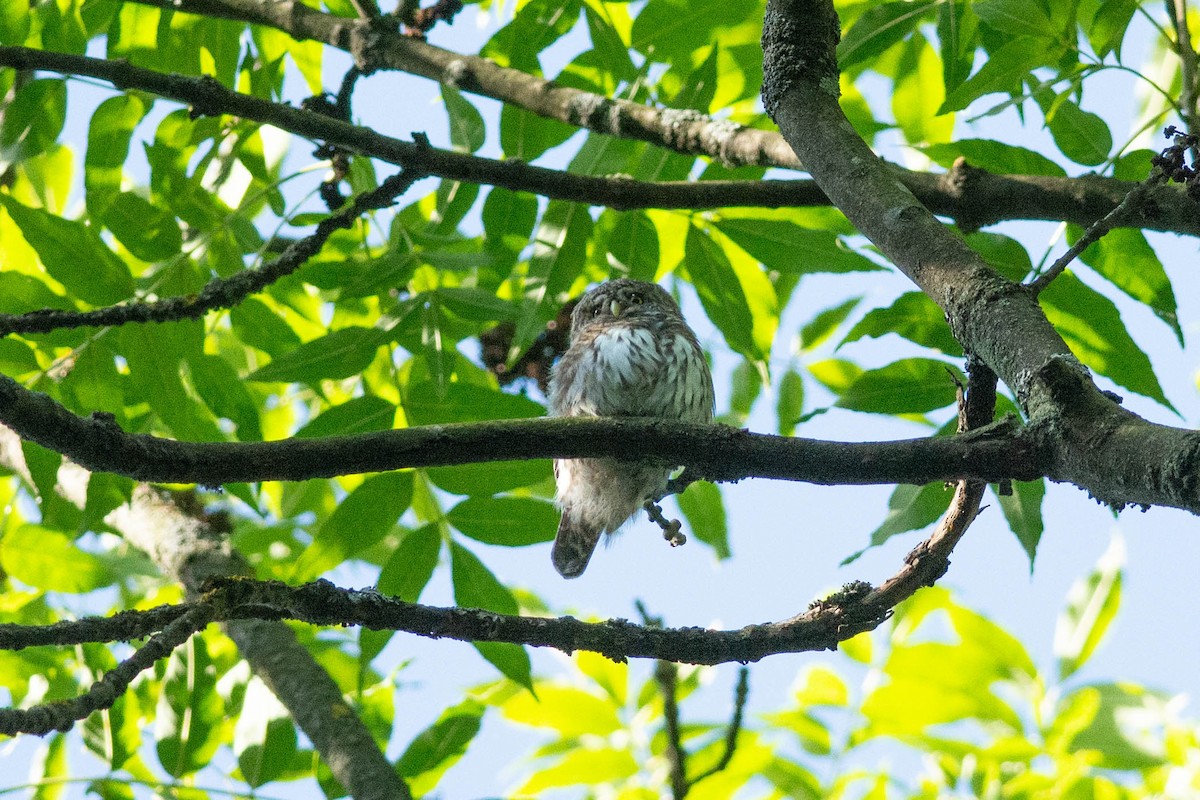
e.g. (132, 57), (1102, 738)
(610, 299), (623, 318)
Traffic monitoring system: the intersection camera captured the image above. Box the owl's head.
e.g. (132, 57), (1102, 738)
(570, 279), (681, 334)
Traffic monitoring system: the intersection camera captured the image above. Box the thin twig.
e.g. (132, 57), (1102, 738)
(1027, 175), (1162, 295)
(655, 660), (689, 800)
(0, 604), (214, 735)
(0, 168), (424, 337)
(689, 667), (750, 787)
(1170, 0), (1200, 147)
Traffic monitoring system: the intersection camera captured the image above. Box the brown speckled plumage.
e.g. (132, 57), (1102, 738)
(547, 280), (714, 578)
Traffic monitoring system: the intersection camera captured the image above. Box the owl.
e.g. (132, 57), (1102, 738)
(548, 279), (715, 578)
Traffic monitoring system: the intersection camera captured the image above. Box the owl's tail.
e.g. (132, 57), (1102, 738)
(551, 515), (603, 578)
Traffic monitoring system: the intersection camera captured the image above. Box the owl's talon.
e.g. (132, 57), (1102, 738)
(665, 523), (686, 547)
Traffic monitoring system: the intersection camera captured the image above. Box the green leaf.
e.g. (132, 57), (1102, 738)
(82, 691), (139, 772)
(921, 138), (1067, 176)
(473, 641), (534, 692)
(1047, 99), (1111, 166)
(631, 0), (759, 63)
(0, 524), (112, 593)
(291, 472), (414, 582)
(837, 2), (935, 70)
(234, 677), (297, 788)
(518, 747), (639, 793)
(1074, 227), (1179, 340)
(450, 542), (532, 688)
(841, 292), (962, 355)
(1083, 0), (1137, 59)
(30, 733), (67, 800)
(435, 287), (517, 322)
(775, 369), (805, 436)
(973, 0), (1055, 37)
(500, 103), (576, 161)
(605, 210), (660, 283)
(155, 635), (223, 778)
(0, 338), (38, 378)
(247, 326), (388, 383)
(940, 37), (1044, 113)
(188, 354), (263, 441)
(102, 191), (182, 262)
(482, 186), (538, 271)
(448, 496), (558, 546)
(397, 702), (484, 792)
(501, 685), (623, 737)
(728, 357), (764, 420)
(1055, 535), (1123, 680)
(528, 200), (593, 303)
(1052, 683), (1169, 770)
(377, 524), (441, 602)
(862, 592), (1029, 736)
(807, 358), (863, 395)
(1040, 271), (1171, 408)
(893, 34), (953, 145)
(85, 94), (148, 216)
(442, 85), (485, 153)
(682, 224), (761, 361)
(295, 395), (397, 438)
(406, 382), (551, 496)
(0, 196), (134, 305)
(836, 358), (960, 414)
(0, 78), (66, 165)
(676, 480), (729, 559)
(801, 297), (862, 351)
(482, 0), (581, 70)
(845, 483), (953, 564)
(966, 231), (1034, 281)
(714, 217), (883, 275)
(995, 479), (1044, 568)
(450, 541), (518, 615)
(119, 323), (225, 442)
(229, 298), (302, 357)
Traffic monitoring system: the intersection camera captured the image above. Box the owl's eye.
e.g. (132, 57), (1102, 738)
(629, 293), (643, 305)
(591, 304), (603, 317)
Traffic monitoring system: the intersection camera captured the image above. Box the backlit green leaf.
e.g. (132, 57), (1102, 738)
(1040, 271), (1170, 408)
(996, 478), (1045, 567)
(377, 523), (441, 603)
(1055, 535), (1123, 680)
(291, 472), (414, 582)
(247, 326), (388, 383)
(0, 196), (134, 305)
(842, 292), (962, 355)
(1047, 99), (1111, 166)
(155, 635), (223, 778)
(0, 524), (111, 593)
(676, 480), (729, 559)
(836, 358), (960, 414)
(448, 496), (558, 546)
(0, 78), (65, 165)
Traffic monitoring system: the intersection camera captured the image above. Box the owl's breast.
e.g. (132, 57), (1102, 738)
(551, 322), (711, 421)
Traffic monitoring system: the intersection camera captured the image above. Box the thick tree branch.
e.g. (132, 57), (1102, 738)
(0, 431), (412, 800)
(32, 0), (1200, 237)
(0, 371), (1045, 488)
(761, 0), (1200, 515)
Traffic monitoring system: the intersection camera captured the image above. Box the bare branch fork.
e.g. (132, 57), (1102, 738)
(761, 0), (1200, 517)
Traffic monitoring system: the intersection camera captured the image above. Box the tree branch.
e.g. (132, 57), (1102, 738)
(13, 26), (1200, 236)
(761, 0), (1200, 517)
(0, 167), (423, 336)
(0, 430), (413, 800)
(0, 370), (1046, 487)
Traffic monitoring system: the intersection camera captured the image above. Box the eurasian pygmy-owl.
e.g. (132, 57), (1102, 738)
(548, 279), (714, 578)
